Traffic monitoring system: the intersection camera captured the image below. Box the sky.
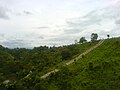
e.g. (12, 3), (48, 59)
(0, 0), (120, 48)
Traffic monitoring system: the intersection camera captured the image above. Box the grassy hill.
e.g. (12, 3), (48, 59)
(0, 37), (120, 90)
(42, 37), (120, 90)
(0, 39), (99, 89)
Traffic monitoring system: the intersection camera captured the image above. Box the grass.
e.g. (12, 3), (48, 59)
(43, 37), (120, 90)
(65, 37), (120, 90)
(38, 40), (100, 77)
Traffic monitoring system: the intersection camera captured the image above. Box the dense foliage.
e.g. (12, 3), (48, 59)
(91, 33), (98, 41)
(0, 37), (120, 90)
(79, 37), (87, 44)
(0, 40), (99, 89)
(40, 37), (120, 90)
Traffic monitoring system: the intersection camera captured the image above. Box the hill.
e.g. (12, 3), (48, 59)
(42, 37), (120, 90)
(0, 40), (99, 89)
(0, 37), (120, 90)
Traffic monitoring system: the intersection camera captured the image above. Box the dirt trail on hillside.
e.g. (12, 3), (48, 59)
(41, 39), (105, 79)
(65, 39), (105, 65)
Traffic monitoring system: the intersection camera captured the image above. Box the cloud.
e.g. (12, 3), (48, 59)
(1, 39), (32, 48)
(23, 10), (32, 15)
(63, 2), (120, 38)
(47, 33), (80, 45)
(115, 20), (120, 24)
(0, 6), (9, 19)
(0, 33), (45, 48)
(65, 17), (101, 34)
(26, 33), (44, 39)
(13, 10), (33, 16)
(37, 26), (50, 29)
(0, 34), (31, 48)
(0, 0), (120, 48)
(0, 33), (4, 38)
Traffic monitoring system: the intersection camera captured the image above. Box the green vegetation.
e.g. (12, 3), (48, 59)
(79, 37), (87, 44)
(0, 39), (98, 89)
(91, 33), (98, 41)
(43, 37), (120, 90)
(0, 37), (120, 90)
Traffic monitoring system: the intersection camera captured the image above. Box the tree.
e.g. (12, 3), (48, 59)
(79, 37), (87, 44)
(61, 49), (71, 60)
(33, 83), (47, 90)
(75, 40), (78, 44)
(91, 33), (98, 41)
(107, 34), (110, 39)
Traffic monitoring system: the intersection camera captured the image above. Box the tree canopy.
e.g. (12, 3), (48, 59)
(79, 37), (87, 44)
(91, 33), (98, 41)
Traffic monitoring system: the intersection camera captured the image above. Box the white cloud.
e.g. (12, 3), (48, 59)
(0, 0), (120, 48)
(63, 1), (120, 39)
(0, 6), (9, 19)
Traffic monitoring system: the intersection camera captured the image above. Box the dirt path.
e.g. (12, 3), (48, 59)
(65, 39), (105, 65)
(40, 39), (105, 79)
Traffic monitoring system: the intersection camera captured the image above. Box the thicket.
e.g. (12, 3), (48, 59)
(0, 40), (98, 89)
(0, 37), (120, 90)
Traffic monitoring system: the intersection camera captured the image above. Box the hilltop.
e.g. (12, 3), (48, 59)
(42, 37), (120, 90)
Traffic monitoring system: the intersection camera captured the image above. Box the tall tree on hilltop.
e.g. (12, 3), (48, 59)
(91, 33), (98, 41)
(107, 34), (110, 39)
(75, 40), (78, 44)
(79, 37), (87, 44)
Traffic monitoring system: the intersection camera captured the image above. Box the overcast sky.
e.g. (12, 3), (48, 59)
(0, 0), (120, 48)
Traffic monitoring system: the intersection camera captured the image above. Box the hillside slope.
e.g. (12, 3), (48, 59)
(38, 37), (120, 90)
(0, 37), (120, 90)
(0, 40), (99, 89)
